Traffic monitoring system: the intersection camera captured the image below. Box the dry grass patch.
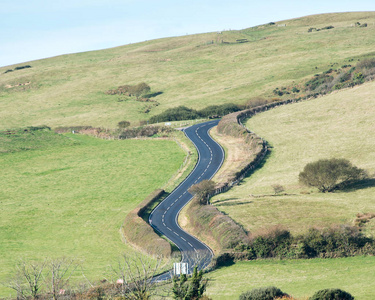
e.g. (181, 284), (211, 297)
(210, 126), (256, 186)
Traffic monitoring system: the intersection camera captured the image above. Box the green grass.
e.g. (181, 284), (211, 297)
(0, 130), (186, 297)
(206, 256), (375, 300)
(211, 81), (375, 235)
(1, 12), (375, 129)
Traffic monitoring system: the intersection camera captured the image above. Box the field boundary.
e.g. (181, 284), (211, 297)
(121, 189), (172, 257)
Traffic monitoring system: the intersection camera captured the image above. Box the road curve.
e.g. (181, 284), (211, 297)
(149, 120), (224, 279)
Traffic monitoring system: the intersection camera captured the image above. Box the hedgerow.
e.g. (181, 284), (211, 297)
(148, 103), (240, 123)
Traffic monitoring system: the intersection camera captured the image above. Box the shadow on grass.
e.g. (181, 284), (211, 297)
(145, 91), (163, 98)
(215, 200), (253, 207)
(337, 178), (375, 193)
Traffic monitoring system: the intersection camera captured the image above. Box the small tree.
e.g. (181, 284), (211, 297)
(109, 254), (161, 299)
(4, 259), (47, 299)
(188, 180), (216, 204)
(133, 82), (151, 99)
(299, 158), (367, 192)
(47, 258), (79, 300)
(271, 184), (285, 195)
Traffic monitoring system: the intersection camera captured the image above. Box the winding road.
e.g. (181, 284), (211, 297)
(149, 120), (224, 279)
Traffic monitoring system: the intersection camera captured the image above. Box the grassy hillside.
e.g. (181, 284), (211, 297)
(0, 129), (185, 296)
(206, 256), (375, 300)
(211, 81), (375, 235)
(1, 12), (375, 129)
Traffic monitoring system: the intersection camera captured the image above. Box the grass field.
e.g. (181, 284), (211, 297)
(206, 256), (375, 300)
(1, 12), (375, 129)
(0, 129), (186, 297)
(211, 81), (375, 236)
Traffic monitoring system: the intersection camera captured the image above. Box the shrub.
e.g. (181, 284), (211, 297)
(239, 286), (288, 300)
(292, 87), (300, 93)
(149, 106), (200, 123)
(198, 103), (241, 118)
(250, 226), (292, 258)
(309, 288), (354, 300)
(117, 120), (131, 129)
(299, 158), (368, 192)
(106, 82), (150, 98)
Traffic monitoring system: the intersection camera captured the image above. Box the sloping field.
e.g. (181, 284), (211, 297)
(1, 12), (375, 129)
(0, 130), (185, 296)
(211, 81), (375, 235)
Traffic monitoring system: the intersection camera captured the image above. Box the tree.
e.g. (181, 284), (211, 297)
(299, 158), (368, 192)
(4, 259), (47, 299)
(172, 266), (208, 300)
(188, 180), (216, 204)
(132, 82), (151, 99)
(271, 184), (285, 195)
(109, 254), (161, 300)
(47, 258), (79, 300)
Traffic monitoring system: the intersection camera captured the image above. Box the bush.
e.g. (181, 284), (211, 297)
(149, 106), (200, 123)
(198, 103), (241, 118)
(299, 158), (368, 192)
(117, 120), (131, 128)
(309, 288), (354, 300)
(239, 286), (288, 300)
(251, 226), (292, 258)
(106, 82), (150, 98)
(242, 224), (374, 260)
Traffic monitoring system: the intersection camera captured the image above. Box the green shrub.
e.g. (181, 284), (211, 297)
(251, 226), (292, 258)
(198, 103), (240, 118)
(149, 106), (200, 123)
(239, 286), (288, 300)
(309, 288), (354, 300)
(242, 225), (374, 260)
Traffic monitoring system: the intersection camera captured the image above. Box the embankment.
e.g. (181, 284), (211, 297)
(122, 189), (172, 257)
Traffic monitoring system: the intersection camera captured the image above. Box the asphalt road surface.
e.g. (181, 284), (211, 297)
(149, 120), (224, 279)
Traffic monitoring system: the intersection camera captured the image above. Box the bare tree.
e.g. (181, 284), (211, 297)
(4, 259), (47, 299)
(109, 254), (162, 300)
(47, 258), (79, 300)
(271, 184), (285, 195)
